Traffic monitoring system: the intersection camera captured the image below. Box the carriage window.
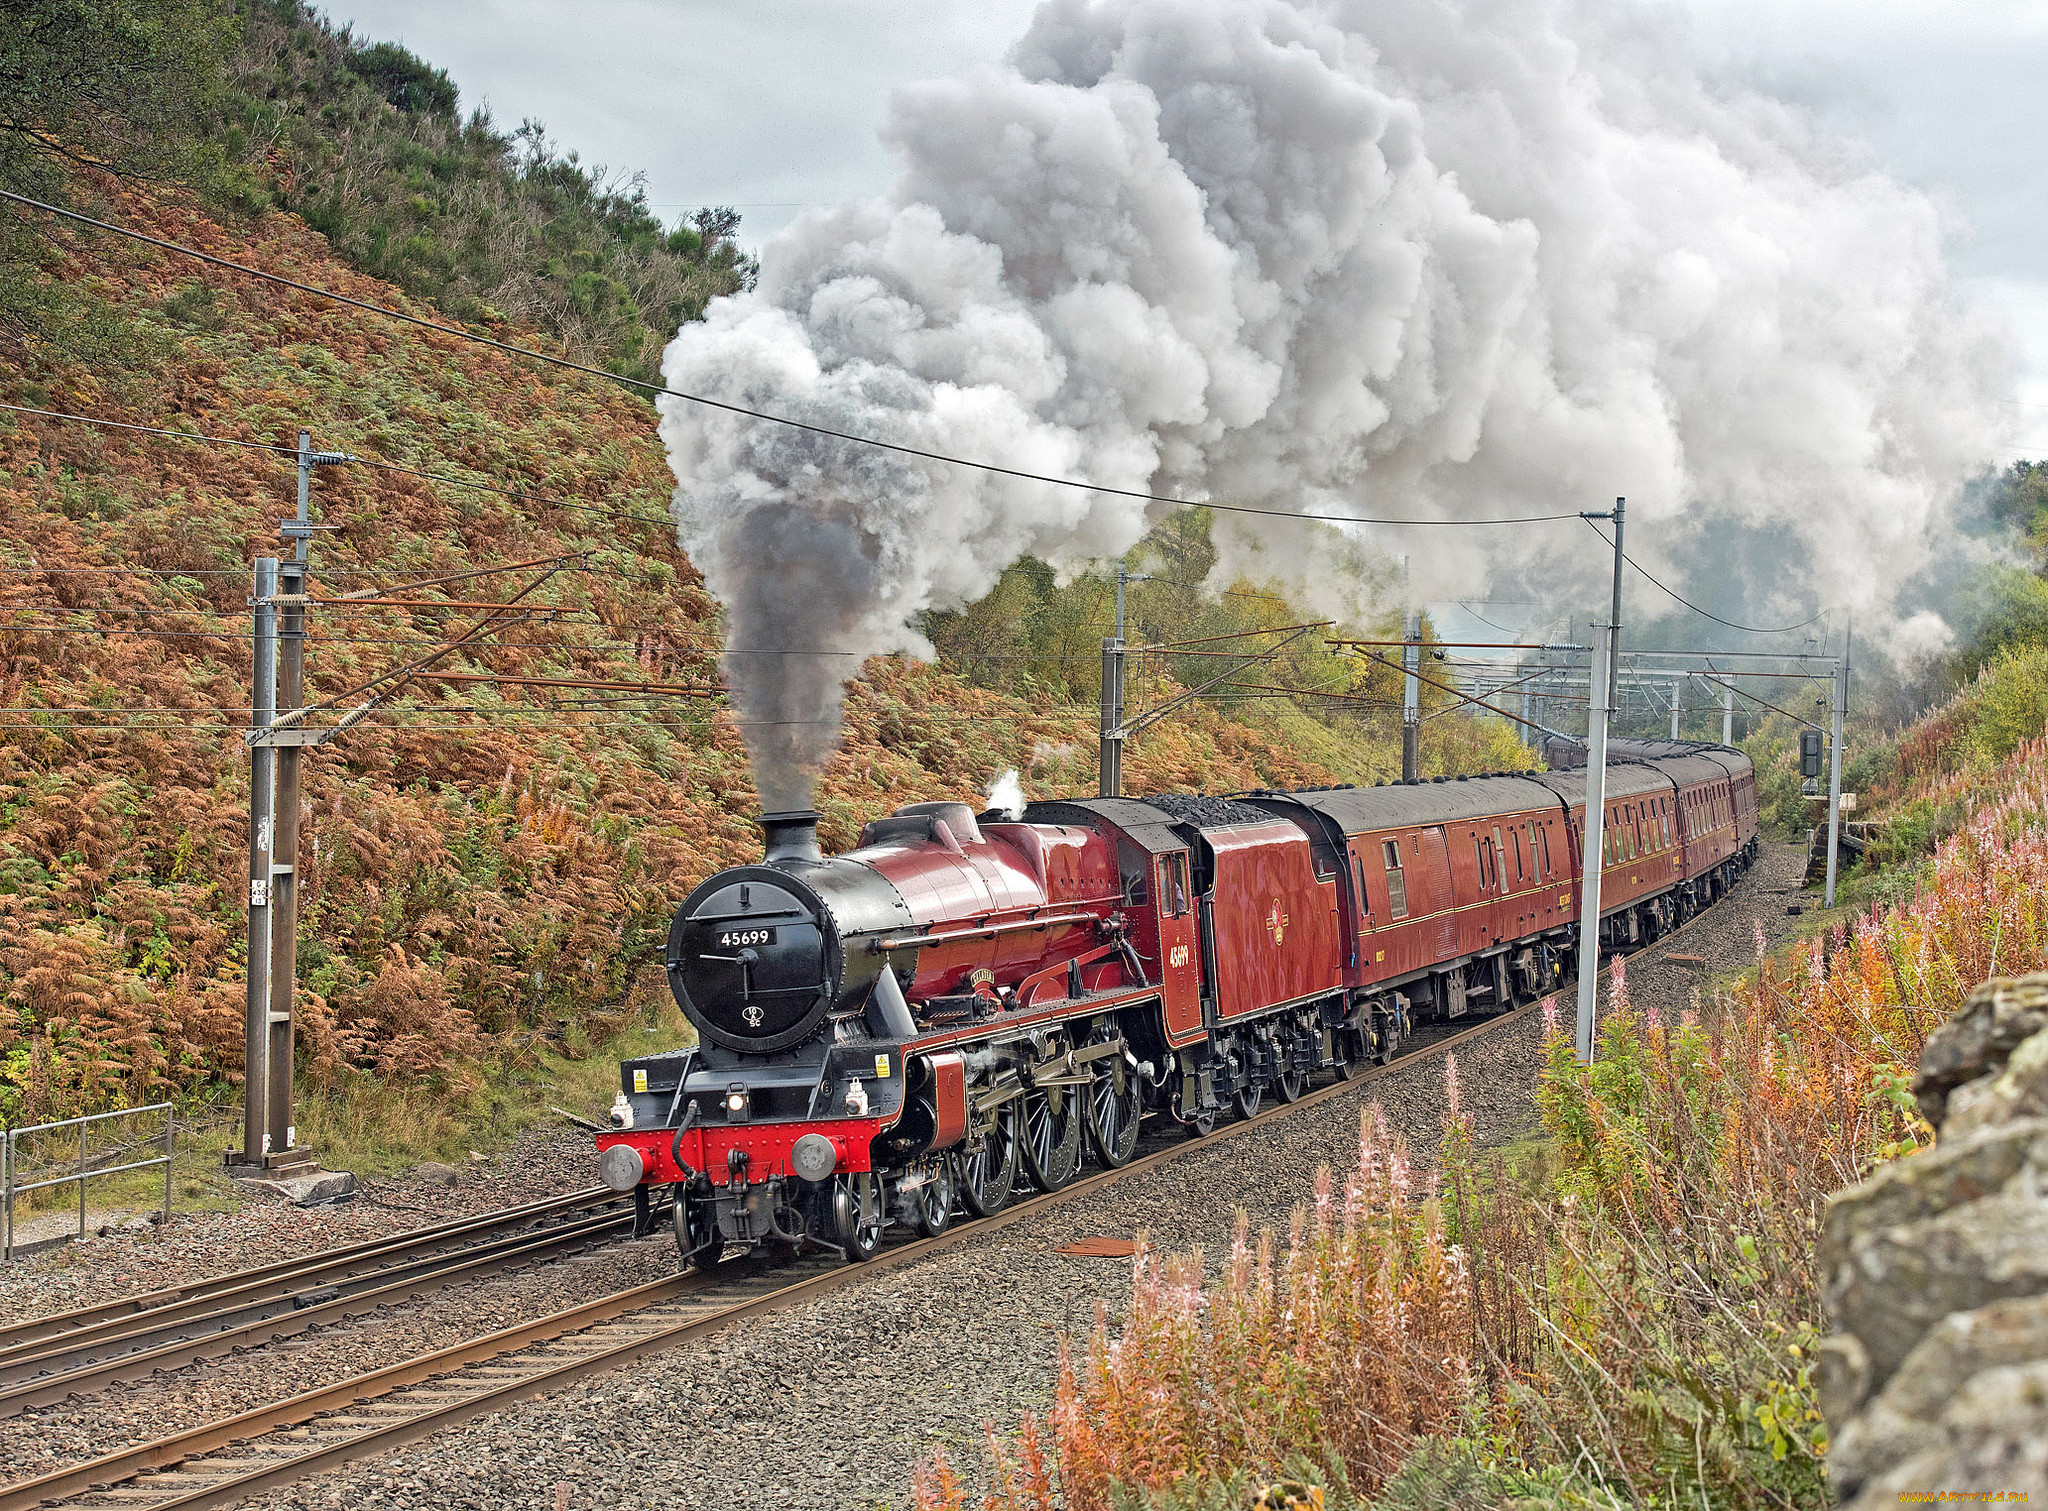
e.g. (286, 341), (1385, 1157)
(1355, 856), (1372, 920)
(1474, 837), (1489, 892)
(1382, 839), (1410, 919)
(1662, 806), (1673, 846)
(1538, 823), (1552, 875)
(1513, 825), (1526, 882)
(1494, 826), (1509, 884)
(1159, 853), (1190, 917)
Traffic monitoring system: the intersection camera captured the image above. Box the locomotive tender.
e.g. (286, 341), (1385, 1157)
(594, 740), (1758, 1264)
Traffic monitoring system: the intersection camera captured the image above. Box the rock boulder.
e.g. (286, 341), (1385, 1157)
(1822, 974), (2048, 1505)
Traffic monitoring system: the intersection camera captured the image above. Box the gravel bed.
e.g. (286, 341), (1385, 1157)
(0, 1125), (604, 1331)
(0, 1209), (690, 1483)
(231, 844), (1809, 1511)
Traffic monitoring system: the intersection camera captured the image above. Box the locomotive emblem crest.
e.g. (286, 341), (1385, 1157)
(1266, 900), (1289, 945)
(742, 1004), (765, 1028)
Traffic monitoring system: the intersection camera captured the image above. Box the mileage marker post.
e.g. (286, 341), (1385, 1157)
(1575, 497), (1625, 1065)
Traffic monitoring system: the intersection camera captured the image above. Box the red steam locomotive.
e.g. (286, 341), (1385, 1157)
(594, 740), (1757, 1263)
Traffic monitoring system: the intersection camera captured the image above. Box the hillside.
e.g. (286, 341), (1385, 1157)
(0, 4), (1537, 1135)
(0, 176), (1432, 1130)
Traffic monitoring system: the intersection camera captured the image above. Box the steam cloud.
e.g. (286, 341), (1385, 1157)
(986, 768), (1027, 821)
(659, 0), (2007, 810)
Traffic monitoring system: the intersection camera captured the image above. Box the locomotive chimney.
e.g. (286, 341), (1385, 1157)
(761, 809), (822, 865)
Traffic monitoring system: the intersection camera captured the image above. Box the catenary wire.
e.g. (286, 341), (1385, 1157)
(1581, 519), (1826, 636)
(3, 404), (1331, 616)
(0, 400), (678, 531)
(1, 191), (1586, 533)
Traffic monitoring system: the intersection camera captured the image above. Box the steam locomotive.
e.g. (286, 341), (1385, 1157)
(593, 740), (1758, 1264)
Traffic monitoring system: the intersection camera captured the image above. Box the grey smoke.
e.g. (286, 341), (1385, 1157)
(659, 0), (2007, 808)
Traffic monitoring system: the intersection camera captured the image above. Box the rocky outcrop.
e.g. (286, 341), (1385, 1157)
(1819, 975), (2048, 1504)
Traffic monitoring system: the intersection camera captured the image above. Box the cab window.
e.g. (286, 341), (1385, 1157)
(1158, 853), (1190, 917)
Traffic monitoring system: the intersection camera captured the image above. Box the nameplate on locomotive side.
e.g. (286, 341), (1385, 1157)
(716, 927), (777, 949)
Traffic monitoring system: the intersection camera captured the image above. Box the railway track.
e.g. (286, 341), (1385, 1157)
(0, 893), (1740, 1511)
(0, 998), (1539, 1511)
(0, 1187), (637, 1415)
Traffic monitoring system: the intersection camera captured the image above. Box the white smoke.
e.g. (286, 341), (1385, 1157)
(985, 767), (1027, 821)
(659, 0), (2007, 807)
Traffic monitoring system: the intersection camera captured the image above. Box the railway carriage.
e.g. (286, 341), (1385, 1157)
(593, 740), (1758, 1265)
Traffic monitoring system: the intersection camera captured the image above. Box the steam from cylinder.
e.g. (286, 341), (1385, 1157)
(658, 0), (2007, 811)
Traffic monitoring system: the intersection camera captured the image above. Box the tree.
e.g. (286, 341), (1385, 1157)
(0, 0), (237, 356)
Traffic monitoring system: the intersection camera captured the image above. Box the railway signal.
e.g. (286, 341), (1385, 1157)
(1402, 612), (1422, 781)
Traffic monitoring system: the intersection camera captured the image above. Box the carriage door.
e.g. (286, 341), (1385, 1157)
(1155, 850), (1201, 1041)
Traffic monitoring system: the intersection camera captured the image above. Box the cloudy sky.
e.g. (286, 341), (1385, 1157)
(331, 0), (2048, 460)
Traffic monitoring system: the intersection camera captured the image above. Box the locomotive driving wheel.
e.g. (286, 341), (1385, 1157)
(1020, 1079), (1081, 1191)
(1082, 1027), (1142, 1168)
(833, 1171), (884, 1262)
(958, 1104), (1018, 1217)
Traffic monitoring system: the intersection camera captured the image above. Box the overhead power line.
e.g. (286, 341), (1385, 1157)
(0, 401), (678, 532)
(1580, 519), (1826, 636)
(1, 191), (1583, 533)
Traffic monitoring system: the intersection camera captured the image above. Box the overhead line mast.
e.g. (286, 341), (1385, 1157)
(1575, 497), (1624, 1067)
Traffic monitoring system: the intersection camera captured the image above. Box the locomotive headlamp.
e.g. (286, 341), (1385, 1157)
(724, 1083), (751, 1122)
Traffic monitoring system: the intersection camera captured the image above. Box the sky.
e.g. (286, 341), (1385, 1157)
(329, 0), (2048, 459)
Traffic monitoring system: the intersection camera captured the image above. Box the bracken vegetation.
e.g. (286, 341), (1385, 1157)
(915, 724), (2048, 1508)
(0, 1), (1536, 1131)
(0, 160), (1530, 1130)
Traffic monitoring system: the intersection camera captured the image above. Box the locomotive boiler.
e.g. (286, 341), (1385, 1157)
(593, 742), (1759, 1265)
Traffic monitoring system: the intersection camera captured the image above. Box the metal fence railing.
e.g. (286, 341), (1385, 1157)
(2, 1103), (173, 1262)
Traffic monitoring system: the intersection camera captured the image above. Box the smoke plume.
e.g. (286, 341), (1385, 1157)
(659, 0), (2007, 809)
(985, 768), (1027, 821)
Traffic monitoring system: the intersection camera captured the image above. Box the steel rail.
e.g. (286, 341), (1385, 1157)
(0, 1185), (620, 1355)
(0, 1207), (645, 1415)
(0, 869), (1761, 1511)
(0, 1001), (1540, 1511)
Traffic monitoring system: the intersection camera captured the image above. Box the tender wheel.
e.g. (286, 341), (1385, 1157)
(1020, 1083), (1081, 1191)
(1083, 1032), (1143, 1168)
(958, 1107), (1018, 1217)
(1233, 1080), (1264, 1120)
(833, 1172), (884, 1262)
(909, 1163), (954, 1238)
(671, 1186), (724, 1272)
(1273, 1030), (1307, 1104)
